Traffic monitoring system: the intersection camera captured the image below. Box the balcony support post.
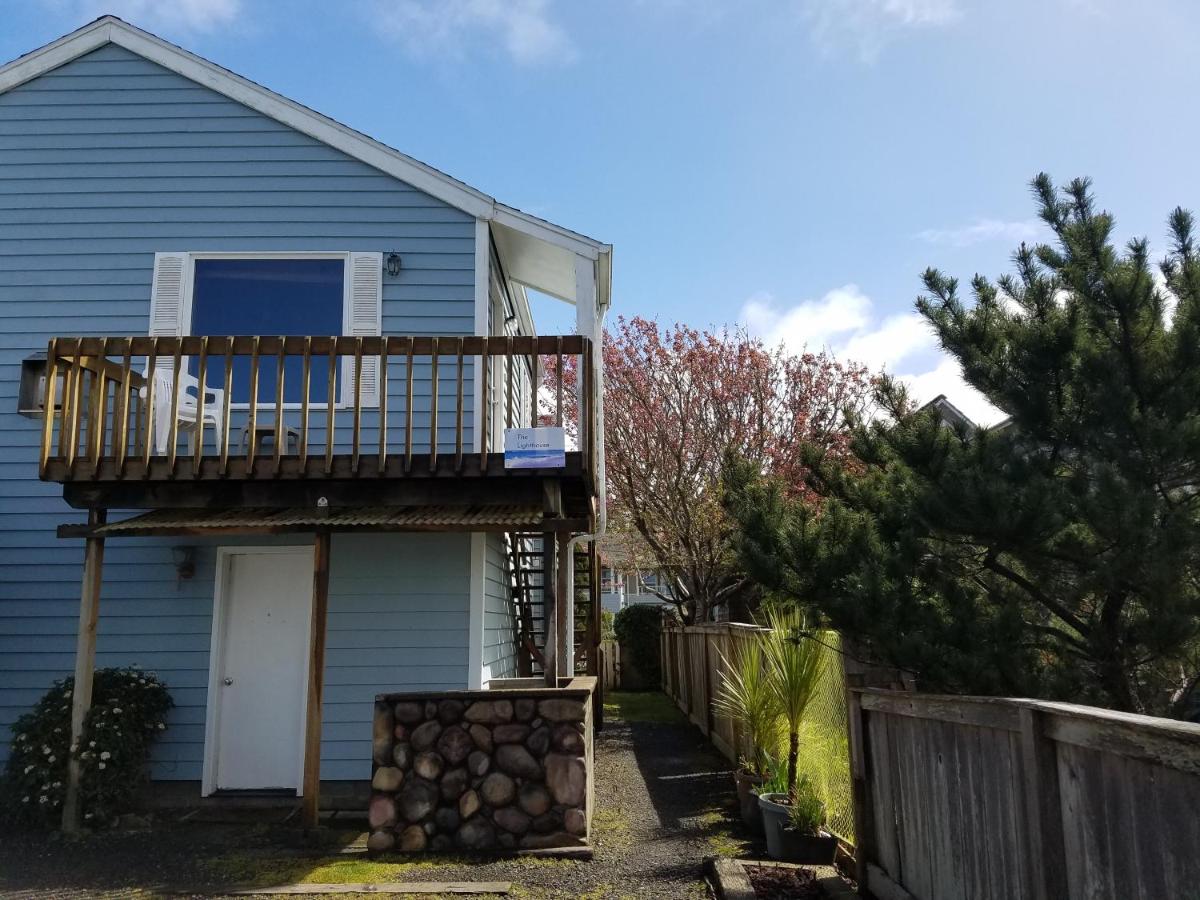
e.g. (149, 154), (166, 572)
(62, 508), (106, 834)
(301, 529), (332, 829)
(556, 529), (571, 680)
(542, 530), (557, 687)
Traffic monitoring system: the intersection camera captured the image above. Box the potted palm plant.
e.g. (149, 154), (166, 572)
(777, 775), (839, 863)
(756, 606), (826, 860)
(712, 636), (781, 830)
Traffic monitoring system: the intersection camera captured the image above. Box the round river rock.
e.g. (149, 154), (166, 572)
(397, 779), (439, 822)
(436, 725), (473, 764)
(479, 771), (516, 807)
(496, 744), (542, 780)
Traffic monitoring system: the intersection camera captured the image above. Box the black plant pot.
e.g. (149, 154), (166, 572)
(733, 770), (766, 832)
(777, 827), (838, 864)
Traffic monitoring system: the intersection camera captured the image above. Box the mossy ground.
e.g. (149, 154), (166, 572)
(202, 850), (453, 888)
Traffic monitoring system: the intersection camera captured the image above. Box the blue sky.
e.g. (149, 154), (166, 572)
(5, 0), (1200, 422)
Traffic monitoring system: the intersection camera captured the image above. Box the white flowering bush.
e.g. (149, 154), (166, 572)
(3, 667), (172, 828)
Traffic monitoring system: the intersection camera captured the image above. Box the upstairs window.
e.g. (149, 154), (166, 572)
(190, 258), (344, 405)
(148, 251), (382, 407)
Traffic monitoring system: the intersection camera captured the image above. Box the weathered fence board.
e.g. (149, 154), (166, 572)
(600, 639), (620, 691)
(853, 689), (1200, 900)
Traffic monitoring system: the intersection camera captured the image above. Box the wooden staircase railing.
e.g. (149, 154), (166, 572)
(506, 531), (598, 677)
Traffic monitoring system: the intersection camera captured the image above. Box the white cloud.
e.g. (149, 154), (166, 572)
(915, 218), (1047, 248)
(43, 0), (240, 32)
(372, 0), (576, 66)
(741, 283), (1006, 425)
(800, 0), (961, 61)
(742, 284), (934, 371)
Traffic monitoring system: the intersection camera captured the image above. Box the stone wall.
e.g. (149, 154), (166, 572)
(368, 678), (596, 853)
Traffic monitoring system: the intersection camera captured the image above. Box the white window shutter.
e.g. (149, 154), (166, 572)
(344, 252), (382, 407)
(149, 252), (189, 335)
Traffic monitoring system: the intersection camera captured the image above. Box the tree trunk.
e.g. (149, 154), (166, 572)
(786, 730), (799, 803)
(1096, 593), (1137, 712)
(1097, 655), (1138, 712)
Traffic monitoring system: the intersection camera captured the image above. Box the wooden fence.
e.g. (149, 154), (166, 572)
(600, 639), (620, 691)
(850, 690), (1200, 900)
(661, 621), (765, 760)
(660, 621), (857, 842)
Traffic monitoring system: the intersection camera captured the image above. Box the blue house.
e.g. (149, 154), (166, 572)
(0, 17), (611, 828)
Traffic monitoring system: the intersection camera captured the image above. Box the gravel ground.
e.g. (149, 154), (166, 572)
(0, 692), (761, 899)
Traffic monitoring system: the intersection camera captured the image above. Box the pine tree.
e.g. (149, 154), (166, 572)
(728, 175), (1200, 715)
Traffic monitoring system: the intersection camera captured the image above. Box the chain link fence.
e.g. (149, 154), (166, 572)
(795, 632), (854, 843)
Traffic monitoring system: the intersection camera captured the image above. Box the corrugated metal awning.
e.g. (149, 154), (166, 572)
(87, 505), (548, 537)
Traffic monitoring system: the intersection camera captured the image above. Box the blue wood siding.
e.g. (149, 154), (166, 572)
(483, 533), (517, 681)
(0, 43), (479, 778)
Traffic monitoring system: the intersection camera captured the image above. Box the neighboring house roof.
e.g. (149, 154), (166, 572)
(918, 394), (1014, 434)
(0, 16), (612, 310)
(918, 394), (978, 431)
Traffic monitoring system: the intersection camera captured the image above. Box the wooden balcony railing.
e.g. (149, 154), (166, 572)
(38, 335), (595, 484)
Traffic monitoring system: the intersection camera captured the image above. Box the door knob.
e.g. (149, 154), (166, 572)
(223, 677), (233, 686)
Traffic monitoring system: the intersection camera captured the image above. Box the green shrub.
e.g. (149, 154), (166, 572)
(613, 604), (664, 689)
(786, 775), (826, 835)
(4, 667), (173, 828)
(601, 609), (616, 641)
(761, 754), (788, 795)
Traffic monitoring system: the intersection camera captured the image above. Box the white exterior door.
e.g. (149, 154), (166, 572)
(208, 547), (313, 793)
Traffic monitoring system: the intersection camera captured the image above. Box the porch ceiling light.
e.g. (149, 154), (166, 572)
(385, 252), (402, 277)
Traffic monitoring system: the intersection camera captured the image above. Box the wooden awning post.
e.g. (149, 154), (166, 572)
(62, 509), (106, 833)
(301, 530), (332, 828)
(542, 531), (557, 687)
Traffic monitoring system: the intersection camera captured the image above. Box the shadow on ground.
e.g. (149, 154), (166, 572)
(0, 691), (759, 900)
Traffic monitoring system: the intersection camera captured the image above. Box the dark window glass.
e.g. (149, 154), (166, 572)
(190, 258), (344, 404)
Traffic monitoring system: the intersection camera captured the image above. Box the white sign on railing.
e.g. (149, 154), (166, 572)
(504, 427), (566, 469)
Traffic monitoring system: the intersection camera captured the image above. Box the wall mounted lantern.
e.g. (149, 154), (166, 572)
(171, 546), (196, 581)
(385, 252), (403, 277)
(18, 352), (49, 419)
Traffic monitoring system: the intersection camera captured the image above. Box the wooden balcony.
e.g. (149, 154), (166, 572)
(38, 334), (597, 522)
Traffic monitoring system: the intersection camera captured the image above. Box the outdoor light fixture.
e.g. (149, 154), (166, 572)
(385, 252), (402, 277)
(171, 546), (196, 581)
(18, 352), (49, 418)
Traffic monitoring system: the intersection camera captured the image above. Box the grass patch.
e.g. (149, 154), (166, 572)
(603, 691), (685, 725)
(690, 804), (755, 858)
(591, 805), (633, 849)
(202, 852), (457, 888)
(204, 847), (576, 890)
(706, 830), (753, 857)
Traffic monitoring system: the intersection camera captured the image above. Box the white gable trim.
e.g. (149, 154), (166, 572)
(0, 16), (614, 282)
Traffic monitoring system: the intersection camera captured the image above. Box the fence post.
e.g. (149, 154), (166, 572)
(1018, 705), (1068, 900)
(728, 630), (742, 763)
(662, 628), (672, 696)
(701, 629), (714, 737)
(846, 676), (875, 891)
(686, 628), (696, 720)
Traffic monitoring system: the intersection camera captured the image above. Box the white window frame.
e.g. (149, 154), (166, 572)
(180, 251), (363, 411)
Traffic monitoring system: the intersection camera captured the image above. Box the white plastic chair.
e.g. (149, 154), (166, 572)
(145, 365), (225, 456)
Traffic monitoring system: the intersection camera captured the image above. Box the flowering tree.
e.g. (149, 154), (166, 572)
(551, 316), (873, 623)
